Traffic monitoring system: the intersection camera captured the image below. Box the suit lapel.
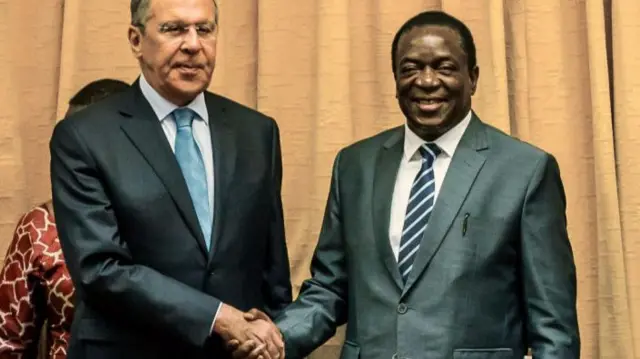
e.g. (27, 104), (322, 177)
(205, 93), (237, 262)
(402, 115), (488, 295)
(118, 82), (209, 254)
(372, 128), (405, 290)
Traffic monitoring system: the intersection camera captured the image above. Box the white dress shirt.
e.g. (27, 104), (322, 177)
(388, 111), (472, 261)
(139, 74), (214, 212)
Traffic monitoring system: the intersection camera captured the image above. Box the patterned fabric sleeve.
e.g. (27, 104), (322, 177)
(0, 208), (47, 358)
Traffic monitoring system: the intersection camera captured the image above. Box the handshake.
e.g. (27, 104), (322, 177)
(214, 304), (285, 359)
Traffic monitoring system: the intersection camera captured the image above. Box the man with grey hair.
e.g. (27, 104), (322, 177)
(50, 0), (291, 358)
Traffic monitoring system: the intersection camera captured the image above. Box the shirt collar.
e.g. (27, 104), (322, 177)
(139, 73), (209, 124)
(403, 110), (472, 161)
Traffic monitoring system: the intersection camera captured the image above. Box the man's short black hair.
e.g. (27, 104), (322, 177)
(391, 11), (477, 74)
(68, 79), (130, 107)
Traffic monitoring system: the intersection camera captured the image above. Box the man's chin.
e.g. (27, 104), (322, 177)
(412, 115), (446, 128)
(166, 82), (208, 102)
(407, 115), (452, 140)
(175, 79), (209, 92)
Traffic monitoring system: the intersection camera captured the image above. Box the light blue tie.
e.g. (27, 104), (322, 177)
(173, 108), (212, 250)
(397, 143), (441, 283)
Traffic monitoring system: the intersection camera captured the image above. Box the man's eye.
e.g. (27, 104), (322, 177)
(196, 25), (214, 34)
(439, 66), (458, 75)
(161, 24), (183, 33)
(197, 23), (217, 35)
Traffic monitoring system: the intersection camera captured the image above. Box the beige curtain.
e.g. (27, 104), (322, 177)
(1, 0), (639, 357)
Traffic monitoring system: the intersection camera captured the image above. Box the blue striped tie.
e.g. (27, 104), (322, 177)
(173, 108), (212, 250)
(398, 143), (441, 283)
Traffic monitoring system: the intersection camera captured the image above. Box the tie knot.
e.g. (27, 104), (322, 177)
(419, 143), (441, 161)
(173, 108), (196, 128)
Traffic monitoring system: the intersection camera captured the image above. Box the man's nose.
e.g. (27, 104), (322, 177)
(181, 27), (203, 52)
(415, 67), (440, 88)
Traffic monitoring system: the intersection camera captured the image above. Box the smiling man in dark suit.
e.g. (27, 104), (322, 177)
(232, 10), (580, 359)
(49, 0), (290, 358)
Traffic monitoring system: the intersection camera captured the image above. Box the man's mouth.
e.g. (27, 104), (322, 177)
(174, 63), (203, 74)
(173, 63), (203, 70)
(413, 98), (447, 112)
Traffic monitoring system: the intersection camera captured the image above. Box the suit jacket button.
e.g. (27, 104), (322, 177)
(397, 303), (408, 314)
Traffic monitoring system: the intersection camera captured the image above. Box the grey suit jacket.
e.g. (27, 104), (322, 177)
(276, 115), (579, 359)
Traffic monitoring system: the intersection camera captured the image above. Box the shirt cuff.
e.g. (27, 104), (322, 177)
(210, 302), (222, 335)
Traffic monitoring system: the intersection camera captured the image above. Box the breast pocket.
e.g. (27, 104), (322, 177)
(462, 215), (514, 259)
(464, 215), (507, 237)
(339, 340), (360, 359)
(453, 348), (513, 359)
(437, 215), (508, 268)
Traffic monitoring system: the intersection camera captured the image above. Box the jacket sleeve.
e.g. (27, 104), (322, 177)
(0, 209), (48, 358)
(521, 154), (580, 358)
(261, 119), (293, 318)
(275, 150), (349, 359)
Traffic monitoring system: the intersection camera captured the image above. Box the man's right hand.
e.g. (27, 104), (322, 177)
(227, 308), (284, 359)
(213, 304), (284, 359)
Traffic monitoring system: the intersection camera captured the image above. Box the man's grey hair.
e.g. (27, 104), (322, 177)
(130, 0), (219, 29)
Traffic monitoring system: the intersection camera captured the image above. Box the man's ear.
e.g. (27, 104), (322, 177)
(128, 25), (143, 59)
(470, 66), (480, 95)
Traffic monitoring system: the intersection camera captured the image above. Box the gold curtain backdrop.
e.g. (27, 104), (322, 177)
(1, 0), (639, 357)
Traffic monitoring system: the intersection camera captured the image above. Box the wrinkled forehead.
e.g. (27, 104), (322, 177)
(400, 25), (463, 50)
(397, 25), (466, 60)
(147, 0), (217, 24)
